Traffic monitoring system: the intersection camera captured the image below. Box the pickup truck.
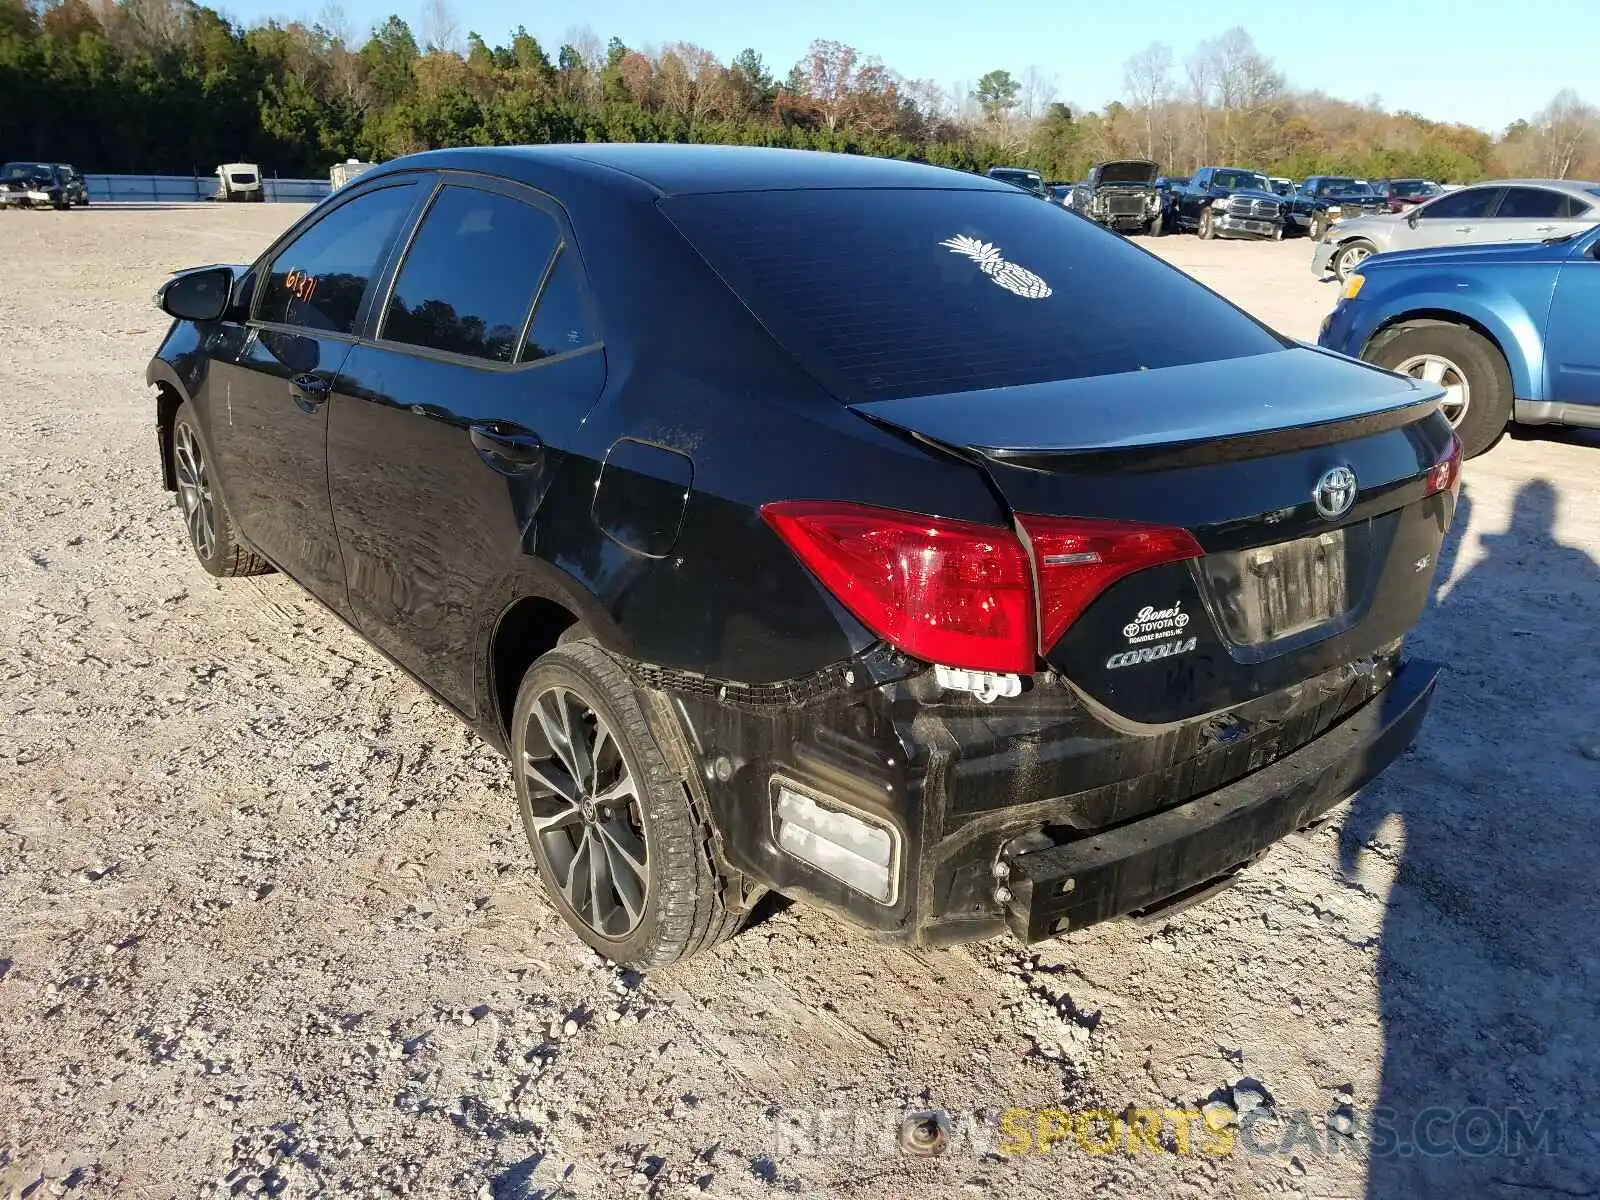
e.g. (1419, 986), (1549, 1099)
(1291, 176), (1388, 239)
(1169, 167), (1286, 240)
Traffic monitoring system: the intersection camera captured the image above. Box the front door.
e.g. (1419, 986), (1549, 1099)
(1398, 185), (1503, 251)
(327, 177), (605, 715)
(208, 180), (423, 608)
(1545, 235), (1600, 412)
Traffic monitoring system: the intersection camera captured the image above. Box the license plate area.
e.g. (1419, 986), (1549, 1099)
(1202, 525), (1360, 646)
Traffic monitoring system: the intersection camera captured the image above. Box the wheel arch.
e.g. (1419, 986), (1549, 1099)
(1360, 302), (1537, 399)
(476, 565), (634, 751)
(150, 374), (188, 492)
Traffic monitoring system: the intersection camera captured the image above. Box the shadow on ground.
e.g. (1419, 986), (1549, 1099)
(1340, 478), (1600, 1198)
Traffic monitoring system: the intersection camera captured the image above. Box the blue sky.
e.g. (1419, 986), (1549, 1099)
(218, 0), (1593, 134)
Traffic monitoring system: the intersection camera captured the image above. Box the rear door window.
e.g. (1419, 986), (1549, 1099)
(1493, 187), (1568, 219)
(664, 188), (1287, 403)
(257, 183), (418, 335)
(380, 184), (561, 363)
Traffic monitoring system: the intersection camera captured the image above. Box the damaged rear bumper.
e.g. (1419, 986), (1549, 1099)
(999, 656), (1437, 942)
(647, 646), (1437, 950)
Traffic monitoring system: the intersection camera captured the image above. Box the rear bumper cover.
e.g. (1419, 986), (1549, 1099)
(659, 646), (1437, 949)
(1001, 656), (1437, 942)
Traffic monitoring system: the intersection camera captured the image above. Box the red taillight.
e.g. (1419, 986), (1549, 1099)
(1015, 515), (1204, 653)
(1424, 431), (1463, 496)
(760, 501), (1036, 674)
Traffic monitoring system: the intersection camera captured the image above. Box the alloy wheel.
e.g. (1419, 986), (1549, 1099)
(1336, 244), (1371, 280)
(1393, 353), (1470, 427)
(521, 685), (649, 939)
(173, 422), (216, 559)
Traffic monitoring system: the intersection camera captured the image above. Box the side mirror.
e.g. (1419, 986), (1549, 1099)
(156, 265), (236, 322)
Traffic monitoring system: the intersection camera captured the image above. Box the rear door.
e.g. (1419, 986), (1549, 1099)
(328, 175), (604, 716)
(208, 179), (423, 608)
(1484, 185), (1593, 243)
(1399, 185), (1503, 250)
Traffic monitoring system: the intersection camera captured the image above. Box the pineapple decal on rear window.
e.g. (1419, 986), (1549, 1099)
(937, 234), (1053, 299)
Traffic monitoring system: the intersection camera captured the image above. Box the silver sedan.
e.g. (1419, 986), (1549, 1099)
(1311, 178), (1600, 281)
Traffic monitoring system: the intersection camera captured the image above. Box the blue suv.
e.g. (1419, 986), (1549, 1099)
(1318, 222), (1600, 457)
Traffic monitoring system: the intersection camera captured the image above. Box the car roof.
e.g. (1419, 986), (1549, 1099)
(369, 144), (1010, 197)
(1458, 178), (1600, 192)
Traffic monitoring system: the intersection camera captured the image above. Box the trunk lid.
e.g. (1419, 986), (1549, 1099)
(852, 346), (1458, 725)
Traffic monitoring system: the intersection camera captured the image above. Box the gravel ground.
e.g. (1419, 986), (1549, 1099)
(2, 204), (1597, 1200)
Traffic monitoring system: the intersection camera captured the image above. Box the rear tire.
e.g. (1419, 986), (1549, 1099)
(170, 402), (272, 576)
(512, 640), (746, 968)
(1364, 321), (1512, 458)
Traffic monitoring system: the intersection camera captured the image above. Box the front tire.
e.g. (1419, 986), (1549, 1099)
(1309, 213), (1327, 240)
(1364, 321), (1512, 458)
(1147, 212), (1164, 237)
(512, 640), (746, 968)
(1332, 239), (1376, 282)
(170, 403), (271, 576)
(1198, 208), (1216, 240)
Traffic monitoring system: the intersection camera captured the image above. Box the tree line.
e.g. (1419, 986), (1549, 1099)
(1, 0), (1595, 184)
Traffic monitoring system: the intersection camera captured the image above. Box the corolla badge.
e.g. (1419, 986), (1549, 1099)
(1313, 465), (1358, 520)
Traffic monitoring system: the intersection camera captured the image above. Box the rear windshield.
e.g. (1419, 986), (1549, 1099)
(664, 188), (1287, 402)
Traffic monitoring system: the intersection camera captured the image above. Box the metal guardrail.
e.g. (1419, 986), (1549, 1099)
(83, 174), (331, 204)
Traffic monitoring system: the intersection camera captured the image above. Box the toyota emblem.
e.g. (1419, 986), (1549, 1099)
(1313, 466), (1358, 520)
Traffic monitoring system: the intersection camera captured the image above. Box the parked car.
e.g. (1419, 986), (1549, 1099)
(1046, 183), (1073, 207)
(1268, 177), (1296, 197)
(984, 165), (1048, 199)
(1313, 178), (1600, 282)
(1319, 221), (1600, 457)
(1170, 167), (1287, 239)
(1288, 177), (1388, 239)
(1378, 178), (1444, 213)
(214, 163), (264, 202)
(1069, 159), (1163, 235)
(0, 161), (69, 209)
(54, 163), (89, 206)
(330, 159), (377, 190)
(146, 144), (1456, 966)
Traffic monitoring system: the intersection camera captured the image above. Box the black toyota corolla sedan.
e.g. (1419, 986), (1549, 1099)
(147, 144), (1460, 967)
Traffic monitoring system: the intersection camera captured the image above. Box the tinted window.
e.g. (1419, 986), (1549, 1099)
(664, 188), (1287, 403)
(1494, 187), (1567, 219)
(258, 184), (417, 334)
(523, 248), (595, 360)
(382, 185), (559, 363)
(1417, 188), (1499, 220)
(1559, 193), (1596, 217)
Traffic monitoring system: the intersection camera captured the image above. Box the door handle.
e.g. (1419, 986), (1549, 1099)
(289, 373), (330, 412)
(1534, 224), (1557, 232)
(1453, 226), (1475, 233)
(469, 421), (544, 470)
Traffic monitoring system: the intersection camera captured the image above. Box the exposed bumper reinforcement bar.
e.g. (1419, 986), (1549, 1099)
(1002, 657), (1439, 943)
